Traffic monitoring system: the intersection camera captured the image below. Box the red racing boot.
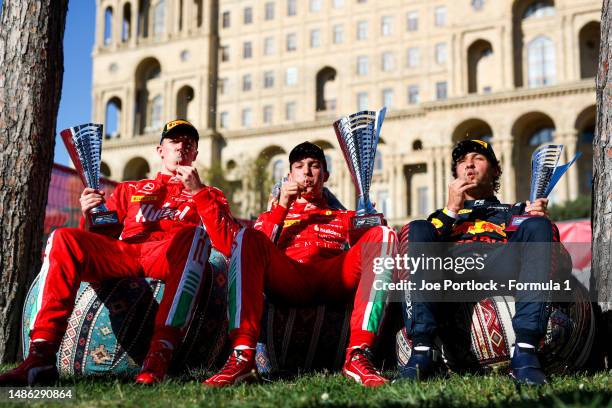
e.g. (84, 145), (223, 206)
(135, 340), (174, 385)
(0, 341), (58, 386)
(203, 348), (258, 387)
(342, 346), (388, 387)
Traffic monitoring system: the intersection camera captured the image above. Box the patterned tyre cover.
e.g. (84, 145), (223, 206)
(22, 250), (230, 376)
(396, 279), (596, 374)
(255, 303), (351, 375)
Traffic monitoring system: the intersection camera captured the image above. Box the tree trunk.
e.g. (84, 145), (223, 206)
(0, 0), (68, 362)
(595, 0), (612, 365)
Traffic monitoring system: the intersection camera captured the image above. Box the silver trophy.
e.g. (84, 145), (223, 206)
(508, 144), (581, 230)
(334, 107), (386, 229)
(61, 123), (120, 232)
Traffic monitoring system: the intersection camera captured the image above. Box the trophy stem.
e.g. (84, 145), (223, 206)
(356, 195), (375, 216)
(90, 203), (110, 214)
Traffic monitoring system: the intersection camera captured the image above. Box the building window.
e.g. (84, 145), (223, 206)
(104, 7), (113, 45)
(243, 41), (252, 59)
(242, 74), (252, 92)
(244, 7), (253, 24)
(528, 127), (554, 146)
(382, 52), (394, 72)
(264, 36), (275, 55)
(381, 16), (393, 36)
(285, 67), (298, 85)
(472, 0), (484, 11)
(221, 45), (230, 62)
(407, 47), (420, 68)
(264, 70), (275, 88)
(435, 43), (447, 65)
(375, 151), (383, 171)
(218, 77), (228, 94)
(285, 101), (296, 120)
(265, 2), (275, 20)
(310, 29), (321, 48)
(309, 0), (321, 12)
(356, 56), (369, 75)
(287, 0), (297, 16)
(222, 11), (230, 28)
(435, 81), (448, 100)
(219, 111), (229, 128)
(333, 0), (345, 8)
(286, 33), (297, 51)
(263, 105), (273, 124)
(523, 1), (555, 19)
(241, 108), (253, 127)
(417, 186), (429, 215)
(357, 20), (368, 41)
(434, 6), (447, 27)
(382, 88), (394, 108)
(357, 92), (369, 110)
(121, 3), (131, 42)
(407, 11), (418, 32)
(153, 0), (166, 39)
(376, 190), (390, 216)
(333, 24), (344, 44)
(408, 85), (420, 104)
(150, 94), (163, 130)
(527, 36), (556, 87)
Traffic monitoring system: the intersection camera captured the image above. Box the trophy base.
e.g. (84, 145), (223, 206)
(506, 214), (539, 232)
(351, 213), (385, 230)
(87, 211), (122, 236)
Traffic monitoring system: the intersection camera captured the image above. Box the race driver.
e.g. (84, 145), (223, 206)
(184, 142), (398, 387)
(0, 120), (219, 386)
(399, 139), (564, 385)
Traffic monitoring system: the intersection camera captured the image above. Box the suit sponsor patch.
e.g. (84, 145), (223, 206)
(131, 195), (159, 202)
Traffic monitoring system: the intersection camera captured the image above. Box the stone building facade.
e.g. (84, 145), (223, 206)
(93, 0), (599, 225)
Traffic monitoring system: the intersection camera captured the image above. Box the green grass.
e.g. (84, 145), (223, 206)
(0, 369), (610, 408)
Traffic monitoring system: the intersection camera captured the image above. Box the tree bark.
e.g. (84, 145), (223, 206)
(595, 0), (612, 365)
(0, 0), (68, 362)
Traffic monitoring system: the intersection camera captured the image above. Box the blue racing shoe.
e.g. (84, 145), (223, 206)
(510, 345), (547, 386)
(398, 347), (441, 381)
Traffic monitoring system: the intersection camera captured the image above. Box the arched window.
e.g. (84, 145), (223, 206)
(149, 94), (164, 130)
(122, 3), (132, 42)
(467, 40), (494, 94)
(100, 162), (111, 178)
(138, 0), (151, 38)
(528, 127), (554, 146)
(523, 1), (555, 20)
(176, 86), (195, 122)
(104, 7), (113, 45)
(194, 0), (203, 28)
(412, 140), (423, 151)
(105, 98), (122, 139)
(579, 22), (600, 79)
(527, 36), (556, 87)
(153, 0), (166, 38)
(316, 67), (337, 112)
(135, 58), (162, 134)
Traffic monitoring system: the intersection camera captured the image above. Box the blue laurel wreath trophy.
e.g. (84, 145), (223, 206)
(507, 144), (581, 230)
(334, 107), (387, 229)
(61, 123), (120, 233)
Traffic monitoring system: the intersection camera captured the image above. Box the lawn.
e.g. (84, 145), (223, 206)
(0, 369), (610, 408)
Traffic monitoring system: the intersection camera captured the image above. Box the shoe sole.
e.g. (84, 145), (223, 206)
(342, 368), (387, 387)
(204, 370), (260, 388)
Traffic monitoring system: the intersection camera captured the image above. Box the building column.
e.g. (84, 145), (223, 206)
(426, 149), (436, 215)
(442, 145), (453, 205)
(564, 131), (580, 201)
(392, 154), (404, 220)
(434, 147), (444, 209)
(131, 0), (139, 46)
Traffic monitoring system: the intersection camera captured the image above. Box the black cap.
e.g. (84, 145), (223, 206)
(289, 142), (328, 172)
(452, 139), (498, 166)
(160, 119), (199, 144)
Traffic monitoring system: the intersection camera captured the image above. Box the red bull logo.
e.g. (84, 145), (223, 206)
(453, 219), (506, 238)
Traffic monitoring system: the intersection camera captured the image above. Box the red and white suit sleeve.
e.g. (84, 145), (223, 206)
(253, 204), (288, 243)
(193, 186), (242, 257)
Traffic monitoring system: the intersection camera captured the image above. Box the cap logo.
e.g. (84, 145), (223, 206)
(472, 139), (488, 149)
(165, 120), (190, 131)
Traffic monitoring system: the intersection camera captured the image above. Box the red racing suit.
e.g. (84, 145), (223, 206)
(193, 190), (398, 350)
(30, 173), (212, 348)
